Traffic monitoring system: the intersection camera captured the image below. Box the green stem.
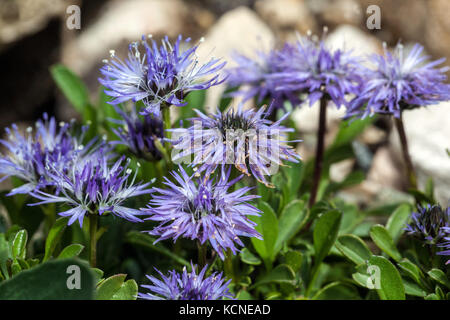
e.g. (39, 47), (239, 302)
(162, 106), (171, 149)
(305, 263), (320, 298)
(197, 242), (207, 269)
(224, 249), (235, 282)
(89, 214), (98, 268)
(309, 98), (327, 208)
(394, 113), (417, 190)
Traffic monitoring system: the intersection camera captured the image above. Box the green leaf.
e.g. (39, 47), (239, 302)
(275, 199), (307, 253)
(251, 201), (279, 264)
(11, 229), (27, 260)
(96, 274), (137, 300)
(50, 64), (89, 113)
(111, 279), (138, 300)
(96, 274), (126, 300)
(251, 264), (296, 288)
(403, 279), (426, 297)
(282, 161), (304, 202)
(369, 225), (402, 262)
(43, 217), (68, 262)
(236, 290), (254, 300)
(428, 269), (450, 289)
(125, 231), (189, 267)
(312, 282), (361, 300)
(386, 204), (411, 243)
(313, 210), (342, 265)
(283, 250), (303, 272)
(0, 259), (95, 299)
(239, 248), (261, 265)
(58, 244), (84, 259)
(335, 234), (371, 265)
(0, 234), (11, 279)
(352, 272), (370, 288)
(91, 268), (104, 284)
(397, 259), (423, 285)
(368, 256), (405, 300)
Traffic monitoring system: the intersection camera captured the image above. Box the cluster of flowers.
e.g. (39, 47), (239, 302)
(406, 204), (450, 264)
(1, 31), (449, 299)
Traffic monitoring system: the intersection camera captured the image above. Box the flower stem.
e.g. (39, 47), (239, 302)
(89, 214), (98, 268)
(309, 98), (327, 208)
(162, 106), (171, 150)
(197, 241), (207, 269)
(224, 249), (235, 283)
(394, 113), (417, 189)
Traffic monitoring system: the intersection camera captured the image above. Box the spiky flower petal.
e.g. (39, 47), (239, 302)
(225, 49), (301, 112)
(145, 166), (261, 259)
(170, 105), (301, 186)
(346, 43), (450, 119)
(405, 204), (450, 245)
(0, 114), (104, 196)
(437, 227), (450, 265)
(29, 156), (152, 227)
(138, 263), (233, 300)
(99, 35), (225, 117)
(273, 35), (363, 108)
(109, 104), (164, 161)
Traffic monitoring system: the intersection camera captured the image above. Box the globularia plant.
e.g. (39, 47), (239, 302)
(0, 32), (449, 302)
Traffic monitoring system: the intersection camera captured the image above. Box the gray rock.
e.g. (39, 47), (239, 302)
(389, 102), (450, 205)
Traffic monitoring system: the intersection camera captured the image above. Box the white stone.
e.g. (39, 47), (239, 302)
(389, 102), (450, 205)
(325, 24), (382, 59)
(62, 0), (189, 74)
(195, 6), (275, 111)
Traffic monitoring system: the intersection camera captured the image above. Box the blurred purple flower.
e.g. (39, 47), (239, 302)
(273, 36), (363, 108)
(405, 204), (450, 245)
(225, 49), (301, 112)
(170, 105), (301, 187)
(109, 104), (164, 161)
(0, 113), (104, 196)
(346, 43), (450, 119)
(145, 166), (261, 259)
(29, 156), (152, 227)
(99, 35), (226, 117)
(438, 226), (450, 265)
(138, 263), (233, 300)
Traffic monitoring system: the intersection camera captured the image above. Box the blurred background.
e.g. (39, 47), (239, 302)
(0, 0), (449, 206)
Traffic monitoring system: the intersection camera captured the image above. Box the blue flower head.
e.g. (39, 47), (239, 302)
(273, 34), (363, 108)
(346, 43), (450, 119)
(138, 263), (233, 300)
(145, 166), (261, 259)
(99, 35), (226, 117)
(225, 48), (301, 112)
(405, 204), (450, 245)
(438, 226), (450, 265)
(0, 113), (104, 196)
(170, 104), (301, 187)
(29, 156), (152, 227)
(109, 104), (164, 161)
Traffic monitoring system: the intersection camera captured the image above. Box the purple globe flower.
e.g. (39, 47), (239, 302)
(405, 204), (450, 245)
(0, 114), (103, 196)
(346, 43), (450, 119)
(144, 166), (261, 259)
(273, 35), (363, 108)
(138, 263), (233, 300)
(170, 105), (301, 187)
(109, 104), (164, 161)
(99, 35), (226, 117)
(437, 227), (450, 265)
(29, 156), (152, 227)
(225, 49), (301, 112)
